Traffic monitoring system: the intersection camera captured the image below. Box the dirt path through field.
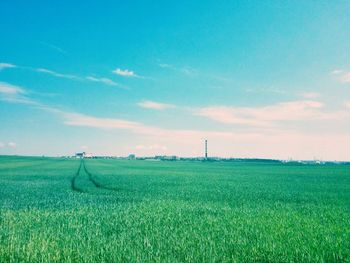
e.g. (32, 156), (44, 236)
(71, 160), (84, 192)
(83, 160), (120, 191)
(71, 159), (119, 193)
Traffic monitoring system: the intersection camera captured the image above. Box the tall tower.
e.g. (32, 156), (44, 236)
(205, 139), (208, 159)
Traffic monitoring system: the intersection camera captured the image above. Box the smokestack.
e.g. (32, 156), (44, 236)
(205, 139), (208, 159)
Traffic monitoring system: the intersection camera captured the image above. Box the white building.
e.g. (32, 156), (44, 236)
(75, 152), (93, 158)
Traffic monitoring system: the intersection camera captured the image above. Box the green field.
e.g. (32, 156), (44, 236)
(0, 156), (350, 262)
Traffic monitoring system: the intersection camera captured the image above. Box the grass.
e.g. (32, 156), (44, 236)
(0, 156), (350, 262)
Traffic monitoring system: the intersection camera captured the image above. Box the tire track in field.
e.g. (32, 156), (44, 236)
(71, 160), (85, 193)
(83, 160), (120, 191)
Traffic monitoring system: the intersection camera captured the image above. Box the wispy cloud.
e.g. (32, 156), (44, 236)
(137, 100), (175, 110)
(0, 82), (25, 94)
(0, 141), (17, 148)
(36, 68), (80, 80)
(159, 63), (198, 76)
(0, 82), (40, 105)
(62, 112), (162, 135)
(300, 92), (321, 99)
(192, 100), (345, 128)
(0, 61), (124, 88)
(8, 142), (17, 147)
(86, 76), (119, 87)
(39, 41), (67, 54)
(331, 69), (343, 75)
(58, 109), (240, 143)
(61, 99), (350, 140)
(341, 73), (350, 83)
(331, 68), (350, 83)
(0, 85), (234, 142)
(35, 68), (125, 88)
(158, 62), (240, 87)
(0, 62), (16, 70)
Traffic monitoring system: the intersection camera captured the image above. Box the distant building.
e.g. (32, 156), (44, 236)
(75, 152), (93, 158)
(75, 152), (84, 158)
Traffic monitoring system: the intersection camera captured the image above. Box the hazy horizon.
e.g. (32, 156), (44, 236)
(1, 1), (350, 161)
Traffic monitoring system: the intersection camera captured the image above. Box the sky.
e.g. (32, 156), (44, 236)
(1, 1), (350, 160)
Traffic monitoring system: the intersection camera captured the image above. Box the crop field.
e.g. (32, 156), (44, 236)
(0, 156), (350, 262)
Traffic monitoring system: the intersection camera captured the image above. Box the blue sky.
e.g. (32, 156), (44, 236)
(1, 1), (350, 160)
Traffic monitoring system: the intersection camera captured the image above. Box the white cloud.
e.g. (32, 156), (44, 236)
(158, 63), (172, 69)
(0, 63), (128, 88)
(63, 112), (143, 131)
(137, 100), (175, 110)
(331, 69), (343, 75)
(0, 142), (17, 148)
(8, 142), (17, 147)
(0, 82), (41, 106)
(193, 100), (344, 127)
(61, 111), (238, 142)
(331, 69), (350, 83)
(300, 92), (321, 99)
(36, 68), (125, 87)
(1, 96), (39, 105)
(86, 76), (119, 86)
(36, 68), (80, 80)
(112, 68), (136, 77)
(0, 63), (16, 70)
(0, 82), (25, 95)
(159, 63), (198, 76)
(345, 101), (350, 109)
(340, 73), (350, 83)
